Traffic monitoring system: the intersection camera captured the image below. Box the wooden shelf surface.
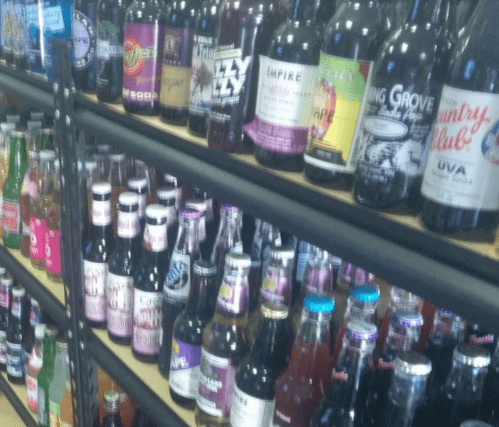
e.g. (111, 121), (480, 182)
(0, 370), (35, 426)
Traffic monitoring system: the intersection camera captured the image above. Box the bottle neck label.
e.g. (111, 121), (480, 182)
(230, 383), (274, 427)
(117, 211), (140, 238)
(469, 334), (495, 346)
(189, 33), (215, 117)
(45, 228), (62, 275)
(30, 305), (41, 327)
(216, 276), (248, 316)
(144, 223), (167, 252)
(30, 217), (46, 262)
(84, 260), (108, 322)
(107, 273), (134, 338)
(132, 288), (162, 356)
(92, 200), (112, 226)
(164, 251), (191, 303)
(169, 338), (202, 399)
(260, 266), (291, 306)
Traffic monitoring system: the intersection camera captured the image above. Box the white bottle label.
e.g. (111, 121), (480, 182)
(164, 251), (191, 303)
(144, 223), (167, 252)
(107, 272), (134, 337)
(117, 212), (140, 238)
(230, 384), (274, 427)
(169, 338), (201, 399)
(132, 289), (162, 355)
(92, 200), (112, 226)
(84, 260), (108, 322)
(421, 85), (499, 210)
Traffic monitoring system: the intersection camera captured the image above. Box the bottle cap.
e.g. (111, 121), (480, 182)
(12, 286), (25, 298)
(45, 325), (59, 337)
(392, 311), (424, 329)
(85, 160), (97, 171)
(164, 174), (181, 187)
(10, 130), (25, 138)
(349, 285), (380, 303)
(128, 176), (148, 191)
(1, 275), (13, 287)
(261, 302), (288, 319)
(0, 266), (6, 276)
(39, 150), (56, 161)
(194, 260), (217, 276)
(40, 128), (54, 136)
(145, 204), (168, 220)
(109, 153), (126, 161)
(346, 320), (378, 342)
(31, 298), (39, 307)
(179, 209), (201, 221)
(453, 344), (490, 368)
(269, 245), (294, 261)
(119, 192), (139, 207)
(0, 122), (15, 132)
(35, 324), (46, 339)
(92, 182), (112, 195)
(304, 295), (334, 313)
(225, 253), (251, 269)
(56, 338), (68, 349)
(96, 144), (111, 153)
(395, 351), (432, 376)
(221, 204), (241, 218)
(460, 422), (494, 427)
(157, 187), (177, 203)
(185, 199), (207, 212)
(104, 390), (121, 408)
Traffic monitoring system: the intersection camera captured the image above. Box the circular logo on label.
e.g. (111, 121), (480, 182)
(482, 120), (499, 165)
(45, 243), (51, 258)
(262, 276), (277, 292)
(171, 339), (179, 355)
(30, 234), (37, 247)
(124, 36), (145, 78)
(74, 11), (97, 70)
(218, 282), (232, 300)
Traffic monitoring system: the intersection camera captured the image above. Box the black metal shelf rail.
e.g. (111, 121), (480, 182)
(0, 373), (38, 427)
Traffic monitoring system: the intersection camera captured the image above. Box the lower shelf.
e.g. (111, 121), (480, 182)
(0, 370), (37, 427)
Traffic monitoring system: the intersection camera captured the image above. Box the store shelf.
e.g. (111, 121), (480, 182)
(88, 328), (194, 427)
(0, 370), (38, 427)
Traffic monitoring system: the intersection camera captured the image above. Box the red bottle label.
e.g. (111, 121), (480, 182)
(30, 217), (46, 261)
(45, 228), (61, 274)
(3, 201), (20, 233)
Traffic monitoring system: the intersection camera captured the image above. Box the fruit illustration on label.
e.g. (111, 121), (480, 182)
(311, 79), (336, 142)
(218, 282), (232, 300)
(172, 339), (180, 355)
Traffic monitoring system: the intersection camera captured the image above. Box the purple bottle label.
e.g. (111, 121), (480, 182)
(197, 349), (237, 418)
(305, 267), (333, 295)
(169, 339), (202, 399)
(132, 289), (162, 355)
(260, 266), (290, 306)
(216, 277), (249, 315)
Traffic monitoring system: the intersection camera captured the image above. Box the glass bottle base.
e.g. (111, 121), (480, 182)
(87, 319), (106, 329)
(7, 374), (25, 385)
(108, 333), (131, 346)
(195, 407), (229, 427)
(170, 387), (196, 409)
(132, 349), (158, 364)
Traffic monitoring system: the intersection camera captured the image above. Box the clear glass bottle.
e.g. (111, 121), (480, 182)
(48, 340), (69, 426)
(37, 325), (59, 427)
(26, 323), (45, 412)
(250, 220), (282, 282)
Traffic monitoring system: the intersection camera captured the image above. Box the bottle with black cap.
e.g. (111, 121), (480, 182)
(6, 286), (26, 384)
(157, 186), (179, 257)
(0, 274), (13, 371)
(128, 176), (148, 233)
(162, 174), (183, 211)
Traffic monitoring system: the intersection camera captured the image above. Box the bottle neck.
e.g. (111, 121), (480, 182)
(174, 219), (200, 255)
(143, 220), (168, 253)
(445, 361), (488, 401)
(116, 208), (141, 248)
(344, 298), (377, 323)
(10, 296), (23, 322)
(297, 309), (331, 343)
(8, 138), (26, 178)
(43, 336), (58, 363)
(405, 0), (439, 24)
(250, 317), (289, 374)
(260, 259), (293, 307)
(214, 268), (249, 319)
(38, 159), (56, 197)
(383, 325), (421, 355)
(387, 371), (429, 414)
(185, 274), (217, 319)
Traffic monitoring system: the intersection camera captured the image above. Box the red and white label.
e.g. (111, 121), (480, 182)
(30, 217), (46, 262)
(117, 212), (140, 238)
(107, 273), (133, 337)
(422, 85), (499, 210)
(3, 200), (20, 233)
(84, 260), (108, 322)
(92, 200), (112, 226)
(132, 289), (162, 355)
(45, 228), (62, 274)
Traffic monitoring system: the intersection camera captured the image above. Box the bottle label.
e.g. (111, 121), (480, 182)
(11, 299), (21, 318)
(96, 21), (123, 59)
(304, 266), (333, 295)
(3, 199), (20, 234)
(164, 251), (191, 303)
(92, 200), (112, 226)
(169, 338), (202, 399)
(189, 33), (215, 116)
(160, 27), (194, 109)
(49, 399), (61, 427)
(26, 373), (38, 410)
(296, 242), (310, 283)
(123, 23), (164, 105)
(42, 6), (65, 33)
(144, 223), (168, 252)
(6, 341), (24, 377)
(197, 349), (236, 418)
(45, 228), (62, 274)
(107, 272), (133, 337)
(30, 216), (46, 261)
(260, 266), (291, 306)
(13, 1), (28, 58)
(0, 330), (7, 364)
(0, 289), (9, 309)
(132, 289), (162, 355)
(230, 384), (274, 427)
(84, 260), (108, 322)
(117, 212), (140, 238)
(378, 357), (395, 370)
(304, 53), (374, 172)
(421, 85), (499, 210)
(30, 304), (42, 327)
(73, 10), (97, 70)
(38, 388), (46, 424)
(469, 334), (495, 346)
(245, 56), (317, 154)
(217, 276), (248, 315)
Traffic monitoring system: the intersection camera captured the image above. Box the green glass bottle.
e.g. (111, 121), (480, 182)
(36, 325), (58, 427)
(36, 129), (54, 152)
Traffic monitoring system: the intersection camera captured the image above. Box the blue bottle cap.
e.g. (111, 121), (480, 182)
(392, 311), (424, 329)
(350, 285), (380, 303)
(304, 295), (334, 313)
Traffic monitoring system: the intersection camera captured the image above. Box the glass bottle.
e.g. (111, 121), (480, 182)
(337, 261), (376, 289)
(169, 260), (218, 408)
(109, 153), (130, 235)
(102, 391), (124, 427)
(456, 0), (478, 35)
(466, 323), (497, 356)
(134, 159), (157, 204)
(45, 158), (62, 282)
(85, 159), (98, 223)
(2, 0), (14, 64)
(248, 0), (321, 171)
(273, 295), (335, 427)
(187, 192), (217, 260)
(187, 0), (221, 137)
(30, 150), (56, 269)
(37, 325), (58, 427)
(96, 0), (128, 103)
(0, 122), (14, 239)
(380, 352), (432, 427)
(291, 240), (311, 303)
(230, 302), (294, 427)
(159, 209), (201, 378)
(24, 298), (42, 370)
(480, 341), (499, 425)
(107, 192), (142, 345)
(26, 324), (45, 413)
(48, 340), (69, 426)
(20, 151), (39, 257)
(127, 176), (148, 233)
(26, 121), (42, 153)
(74, 0), (98, 92)
(123, 0), (166, 115)
(13, 0), (29, 69)
(83, 182), (116, 329)
(304, 0), (384, 183)
(36, 129), (54, 151)
(132, 204), (169, 363)
(6, 286), (26, 384)
(195, 253), (252, 427)
(159, 0), (201, 125)
(156, 186), (178, 257)
(163, 173), (183, 211)
(0, 275), (13, 371)
(94, 153), (110, 182)
(3, 131), (28, 248)
(250, 220), (282, 282)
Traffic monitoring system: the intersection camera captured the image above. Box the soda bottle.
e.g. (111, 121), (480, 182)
(96, 0), (128, 103)
(6, 286), (26, 385)
(3, 131), (28, 249)
(0, 122), (13, 239)
(59, 377), (74, 427)
(2, 0), (14, 64)
(310, 320), (378, 427)
(30, 150), (56, 269)
(48, 339), (69, 426)
(354, 0), (452, 210)
(132, 204), (169, 363)
(291, 240), (311, 304)
(0, 275), (13, 371)
(45, 158), (62, 283)
(169, 260), (218, 408)
(230, 302), (294, 427)
(35, 129), (54, 151)
(303, 0), (384, 183)
(480, 341), (499, 424)
(188, 190), (217, 259)
(134, 159), (156, 204)
(20, 151), (39, 257)
(250, 220), (282, 283)
(83, 182), (115, 329)
(187, 0), (220, 137)
(162, 174), (183, 211)
(380, 352), (432, 427)
(466, 323), (497, 356)
(109, 153), (130, 235)
(24, 298), (42, 369)
(123, 0), (166, 115)
(246, 0), (321, 171)
(185, 199), (210, 260)
(337, 261), (376, 289)
(195, 253), (251, 427)
(27, 0), (44, 74)
(156, 186), (178, 257)
(211, 205), (243, 286)
(207, 0), (276, 152)
(273, 295), (334, 427)
(102, 391), (124, 427)
(37, 325), (58, 427)
(107, 192), (142, 345)
(159, 209), (201, 378)
(127, 176), (148, 233)
(26, 121), (42, 153)
(456, 0), (478, 35)
(74, 0), (98, 92)
(13, 0), (29, 70)
(159, 0), (200, 126)
(26, 324), (45, 412)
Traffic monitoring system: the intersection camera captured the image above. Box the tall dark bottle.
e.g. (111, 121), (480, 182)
(207, 0), (276, 152)
(6, 286), (26, 385)
(102, 391), (124, 427)
(169, 260), (217, 408)
(156, 186), (178, 257)
(229, 302), (294, 427)
(245, 0), (321, 171)
(456, 0), (478, 35)
(83, 182), (116, 329)
(122, 0), (166, 115)
(159, 0), (201, 125)
(159, 209), (201, 378)
(353, 0), (452, 210)
(250, 220), (282, 283)
(187, 0), (221, 137)
(0, 275), (13, 371)
(24, 298), (41, 368)
(96, 0), (128, 102)
(74, 0), (98, 92)
(106, 192), (142, 345)
(304, 0), (384, 183)
(132, 205), (170, 363)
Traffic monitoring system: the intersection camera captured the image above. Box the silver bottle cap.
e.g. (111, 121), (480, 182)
(453, 344), (490, 368)
(395, 351), (432, 376)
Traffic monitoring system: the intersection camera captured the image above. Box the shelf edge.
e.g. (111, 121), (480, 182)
(0, 373), (38, 427)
